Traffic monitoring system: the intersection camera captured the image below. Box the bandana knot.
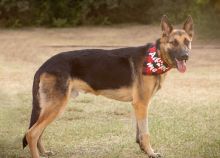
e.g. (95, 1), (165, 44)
(143, 43), (171, 75)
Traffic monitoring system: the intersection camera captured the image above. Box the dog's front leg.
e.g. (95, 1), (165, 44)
(133, 102), (161, 158)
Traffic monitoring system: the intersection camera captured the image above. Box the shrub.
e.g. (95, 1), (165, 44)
(0, 0), (219, 37)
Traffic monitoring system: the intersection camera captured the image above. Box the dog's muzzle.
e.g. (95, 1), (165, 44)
(175, 50), (190, 73)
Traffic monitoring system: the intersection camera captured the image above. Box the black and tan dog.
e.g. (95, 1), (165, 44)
(22, 15), (193, 158)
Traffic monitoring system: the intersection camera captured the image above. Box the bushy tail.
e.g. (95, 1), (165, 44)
(22, 73), (41, 149)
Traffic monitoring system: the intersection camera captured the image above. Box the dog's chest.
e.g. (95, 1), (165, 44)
(142, 73), (167, 96)
(154, 74), (167, 93)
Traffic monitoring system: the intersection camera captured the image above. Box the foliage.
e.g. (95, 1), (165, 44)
(0, 0), (219, 37)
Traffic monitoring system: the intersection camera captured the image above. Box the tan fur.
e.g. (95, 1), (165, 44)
(25, 16), (193, 158)
(34, 72), (166, 158)
(171, 29), (192, 45)
(98, 87), (132, 101)
(131, 74), (166, 157)
(26, 64), (167, 158)
(26, 73), (71, 158)
(159, 38), (173, 66)
(70, 79), (133, 101)
(25, 41), (170, 158)
(71, 79), (97, 94)
(160, 29), (192, 68)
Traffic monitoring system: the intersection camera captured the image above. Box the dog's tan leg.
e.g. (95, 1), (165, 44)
(136, 123), (140, 144)
(37, 133), (45, 154)
(26, 123), (41, 158)
(26, 73), (70, 158)
(26, 96), (68, 158)
(133, 75), (162, 157)
(37, 132), (54, 156)
(133, 101), (161, 158)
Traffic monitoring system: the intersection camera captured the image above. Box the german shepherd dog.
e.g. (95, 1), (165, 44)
(23, 15), (193, 158)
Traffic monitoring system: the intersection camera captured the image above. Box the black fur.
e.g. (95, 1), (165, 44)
(22, 44), (153, 149)
(38, 46), (148, 90)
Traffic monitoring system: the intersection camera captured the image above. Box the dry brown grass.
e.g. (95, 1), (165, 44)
(0, 25), (219, 158)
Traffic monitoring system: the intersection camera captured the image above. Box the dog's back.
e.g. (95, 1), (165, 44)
(37, 46), (147, 90)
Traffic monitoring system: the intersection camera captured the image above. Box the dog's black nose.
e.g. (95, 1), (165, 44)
(180, 54), (189, 60)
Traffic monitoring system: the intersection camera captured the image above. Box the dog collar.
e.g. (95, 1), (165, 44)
(143, 43), (171, 75)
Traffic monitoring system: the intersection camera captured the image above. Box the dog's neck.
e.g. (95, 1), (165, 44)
(142, 42), (171, 75)
(156, 38), (173, 67)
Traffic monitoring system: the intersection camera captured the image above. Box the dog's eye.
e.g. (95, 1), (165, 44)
(184, 38), (190, 46)
(169, 39), (178, 46)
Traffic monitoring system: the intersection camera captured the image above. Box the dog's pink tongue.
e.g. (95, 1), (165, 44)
(176, 59), (186, 73)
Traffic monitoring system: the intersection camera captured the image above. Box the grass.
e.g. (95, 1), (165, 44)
(0, 25), (219, 158)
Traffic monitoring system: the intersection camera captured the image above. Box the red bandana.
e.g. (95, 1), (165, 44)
(143, 44), (171, 75)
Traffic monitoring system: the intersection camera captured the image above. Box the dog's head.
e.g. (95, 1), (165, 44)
(159, 15), (194, 73)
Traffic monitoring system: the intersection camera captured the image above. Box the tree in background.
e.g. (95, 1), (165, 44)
(0, 0), (219, 37)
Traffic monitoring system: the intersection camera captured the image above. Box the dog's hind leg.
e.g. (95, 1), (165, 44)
(26, 73), (71, 158)
(37, 131), (54, 156)
(37, 132), (47, 155)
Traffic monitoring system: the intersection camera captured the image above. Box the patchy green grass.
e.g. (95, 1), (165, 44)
(0, 27), (219, 158)
(1, 87), (219, 158)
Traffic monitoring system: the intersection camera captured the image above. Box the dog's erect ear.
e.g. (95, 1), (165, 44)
(183, 15), (194, 39)
(161, 15), (173, 36)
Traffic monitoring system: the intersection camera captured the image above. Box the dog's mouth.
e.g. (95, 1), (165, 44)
(175, 59), (187, 73)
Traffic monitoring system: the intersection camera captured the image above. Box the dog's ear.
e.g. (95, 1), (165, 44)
(183, 15), (194, 39)
(161, 15), (173, 36)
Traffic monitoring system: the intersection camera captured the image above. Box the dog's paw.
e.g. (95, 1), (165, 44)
(148, 152), (161, 158)
(41, 151), (55, 157)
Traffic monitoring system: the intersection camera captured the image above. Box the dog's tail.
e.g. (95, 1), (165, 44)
(22, 72), (41, 149)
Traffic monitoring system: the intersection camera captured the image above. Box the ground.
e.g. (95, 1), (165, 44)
(0, 25), (219, 158)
